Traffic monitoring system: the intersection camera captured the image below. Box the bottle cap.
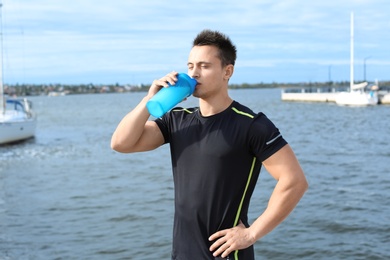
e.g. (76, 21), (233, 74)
(175, 73), (197, 94)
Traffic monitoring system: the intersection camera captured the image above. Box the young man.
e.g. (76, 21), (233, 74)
(111, 29), (308, 260)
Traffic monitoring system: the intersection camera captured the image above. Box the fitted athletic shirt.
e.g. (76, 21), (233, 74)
(155, 101), (287, 260)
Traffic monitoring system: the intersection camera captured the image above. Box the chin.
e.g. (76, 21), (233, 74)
(192, 90), (201, 98)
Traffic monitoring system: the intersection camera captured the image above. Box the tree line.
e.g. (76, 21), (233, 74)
(4, 80), (389, 96)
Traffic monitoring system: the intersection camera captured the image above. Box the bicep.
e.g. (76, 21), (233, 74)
(131, 121), (165, 152)
(262, 144), (305, 182)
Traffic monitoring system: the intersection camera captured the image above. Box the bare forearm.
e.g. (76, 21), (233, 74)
(111, 72), (180, 153)
(249, 176), (308, 241)
(111, 95), (152, 152)
(208, 178), (307, 258)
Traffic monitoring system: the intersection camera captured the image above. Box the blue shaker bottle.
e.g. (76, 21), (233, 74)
(146, 73), (197, 118)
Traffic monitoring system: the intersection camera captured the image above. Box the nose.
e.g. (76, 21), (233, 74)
(188, 67), (199, 79)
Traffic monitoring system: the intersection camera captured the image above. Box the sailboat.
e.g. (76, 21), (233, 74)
(0, 2), (37, 144)
(335, 12), (378, 106)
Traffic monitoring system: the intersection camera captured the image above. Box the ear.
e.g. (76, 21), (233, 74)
(224, 64), (234, 80)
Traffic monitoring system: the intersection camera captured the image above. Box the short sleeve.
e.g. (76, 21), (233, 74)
(249, 113), (287, 162)
(154, 115), (170, 144)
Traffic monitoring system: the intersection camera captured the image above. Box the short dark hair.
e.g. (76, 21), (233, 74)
(192, 29), (237, 66)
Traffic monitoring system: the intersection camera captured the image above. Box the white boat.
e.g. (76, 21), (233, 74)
(335, 12), (378, 106)
(0, 3), (37, 144)
(0, 98), (37, 144)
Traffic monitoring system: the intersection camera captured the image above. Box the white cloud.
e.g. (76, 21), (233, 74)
(1, 0), (390, 83)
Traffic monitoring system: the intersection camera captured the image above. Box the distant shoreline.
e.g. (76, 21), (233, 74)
(3, 81), (390, 96)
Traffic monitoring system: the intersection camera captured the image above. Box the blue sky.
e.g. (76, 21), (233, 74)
(2, 0), (390, 85)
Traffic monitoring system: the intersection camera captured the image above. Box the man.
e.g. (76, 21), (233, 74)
(111, 29), (308, 260)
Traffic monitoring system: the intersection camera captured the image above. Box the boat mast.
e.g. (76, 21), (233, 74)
(350, 11), (354, 92)
(0, 2), (4, 114)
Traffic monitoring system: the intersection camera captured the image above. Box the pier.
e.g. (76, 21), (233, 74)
(281, 88), (390, 104)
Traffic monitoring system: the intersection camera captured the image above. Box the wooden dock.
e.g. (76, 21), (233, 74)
(281, 89), (390, 104)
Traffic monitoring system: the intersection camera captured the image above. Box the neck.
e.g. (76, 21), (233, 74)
(198, 95), (233, 117)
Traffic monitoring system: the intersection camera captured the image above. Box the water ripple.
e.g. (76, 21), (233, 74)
(1, 91), (389, 259)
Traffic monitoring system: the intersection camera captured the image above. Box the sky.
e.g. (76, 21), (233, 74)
(1, 0), (390, 85)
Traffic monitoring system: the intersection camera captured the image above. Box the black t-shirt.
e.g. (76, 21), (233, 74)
(155, 101), (287, 260)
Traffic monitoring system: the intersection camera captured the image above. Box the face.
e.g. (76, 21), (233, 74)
(187, 45), (232, 99)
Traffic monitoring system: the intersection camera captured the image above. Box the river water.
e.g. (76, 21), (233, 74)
(0, 88), (389, 259)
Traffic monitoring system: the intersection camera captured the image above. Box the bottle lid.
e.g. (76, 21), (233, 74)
(176, 73), (197, 94)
